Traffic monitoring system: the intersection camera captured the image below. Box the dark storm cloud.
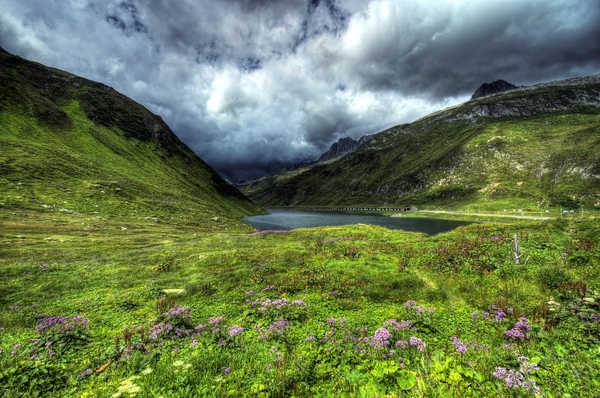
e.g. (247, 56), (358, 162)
(1, 0), (599, 181)
(337, 0), (600, 98)
(105, 1), (148, 35)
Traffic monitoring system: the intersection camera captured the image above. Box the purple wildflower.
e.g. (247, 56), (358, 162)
(228, 326), (244, 337)
(373, 328), (391, 342)
(409, 336), (426, 352)
(505, 317), (532, 341)
(450, 336), (467, 354)
(78, 368), (93, 379)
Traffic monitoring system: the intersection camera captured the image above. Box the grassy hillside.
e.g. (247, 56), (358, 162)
(242, 77), (600, 212)
(0, 48), (261, 228)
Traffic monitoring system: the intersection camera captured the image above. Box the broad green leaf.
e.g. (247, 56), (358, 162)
(396, 370), (417, 390)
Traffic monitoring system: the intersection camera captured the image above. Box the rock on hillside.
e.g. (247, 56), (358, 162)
(318, 137), (360, 162)
(471, 80), (517, 99)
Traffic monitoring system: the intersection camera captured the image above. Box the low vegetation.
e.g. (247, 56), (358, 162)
(1, 208), (599, 397)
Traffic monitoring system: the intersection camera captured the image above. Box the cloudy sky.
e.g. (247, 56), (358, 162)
(1, 0), (600, 181)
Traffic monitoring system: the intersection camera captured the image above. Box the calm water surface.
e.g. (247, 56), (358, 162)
(243, 209), (472, 235)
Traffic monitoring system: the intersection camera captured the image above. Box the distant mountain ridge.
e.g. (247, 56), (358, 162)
(0, 47), (261, 224)
(241, 74), (600, 211)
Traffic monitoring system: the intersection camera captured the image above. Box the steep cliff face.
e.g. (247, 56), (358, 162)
(471, 80), (517, 99)
(241, 75), (600, 210)
(0, 47), (261, 223)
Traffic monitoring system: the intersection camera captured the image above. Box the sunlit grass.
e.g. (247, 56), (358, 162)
(1, 208), (599, 396)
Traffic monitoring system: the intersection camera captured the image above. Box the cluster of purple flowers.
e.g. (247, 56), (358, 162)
(505, 317), (532, 341)
(36, 315), (89, 338)
(373, 328), (391, 342)
(147, 305), (195, 343)
(228, 326), (244, 337)
(149, 322), (174, 340)
(404, 300), (435, 317)
(471, 305), (511, 323)
(162, 305), (192, 321)
(383, 319), (416, 332)
(327, 317), (346, 327)
(409, 336), (426, 352)
(5, 315), (90, 361)
(449, 336), (468, 354)
(493, 356), (541, 396)
(147, 309), (246, 351)
(256, 318), (292, 340)
(306, 316), (427, 365)
(251, 297), (307, 312)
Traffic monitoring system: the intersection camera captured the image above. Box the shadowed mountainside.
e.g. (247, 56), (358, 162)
(0, 47), (261, 226)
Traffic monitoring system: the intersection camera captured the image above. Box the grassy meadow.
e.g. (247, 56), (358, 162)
(1, 207), (599, 397)
(2, 47), (600, 397)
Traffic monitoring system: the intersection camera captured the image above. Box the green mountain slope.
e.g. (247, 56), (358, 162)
(241, 76), (600, 212)
(0, 48), (261, 226)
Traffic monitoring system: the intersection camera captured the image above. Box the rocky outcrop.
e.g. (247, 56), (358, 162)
(318, 137), (360, 162)
(471, 80), (517, 99)
(412, 75), (600, 126)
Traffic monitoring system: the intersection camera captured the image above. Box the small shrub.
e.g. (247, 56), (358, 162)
(35, 315), (89, 348)
(184, 282), (216, 296)
(109, 291), (140, 310)
(536, 266), (572, 290)
(154, 253), (174, 272)
(156, 296), (176, 314)
(0, 359), (68, 396)
(425, 288), (448, 303)
(155, 260), (172, 272)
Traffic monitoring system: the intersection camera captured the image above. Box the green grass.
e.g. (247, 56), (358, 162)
(2, 46), (600, 398)
(0, 101), (258, 227)
(1, 208), (599, 397)
(0, 48), (261, 227)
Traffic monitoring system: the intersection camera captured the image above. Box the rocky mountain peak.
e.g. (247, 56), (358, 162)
(471, 80), (517, 99)
(318, 137), (360, 162)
